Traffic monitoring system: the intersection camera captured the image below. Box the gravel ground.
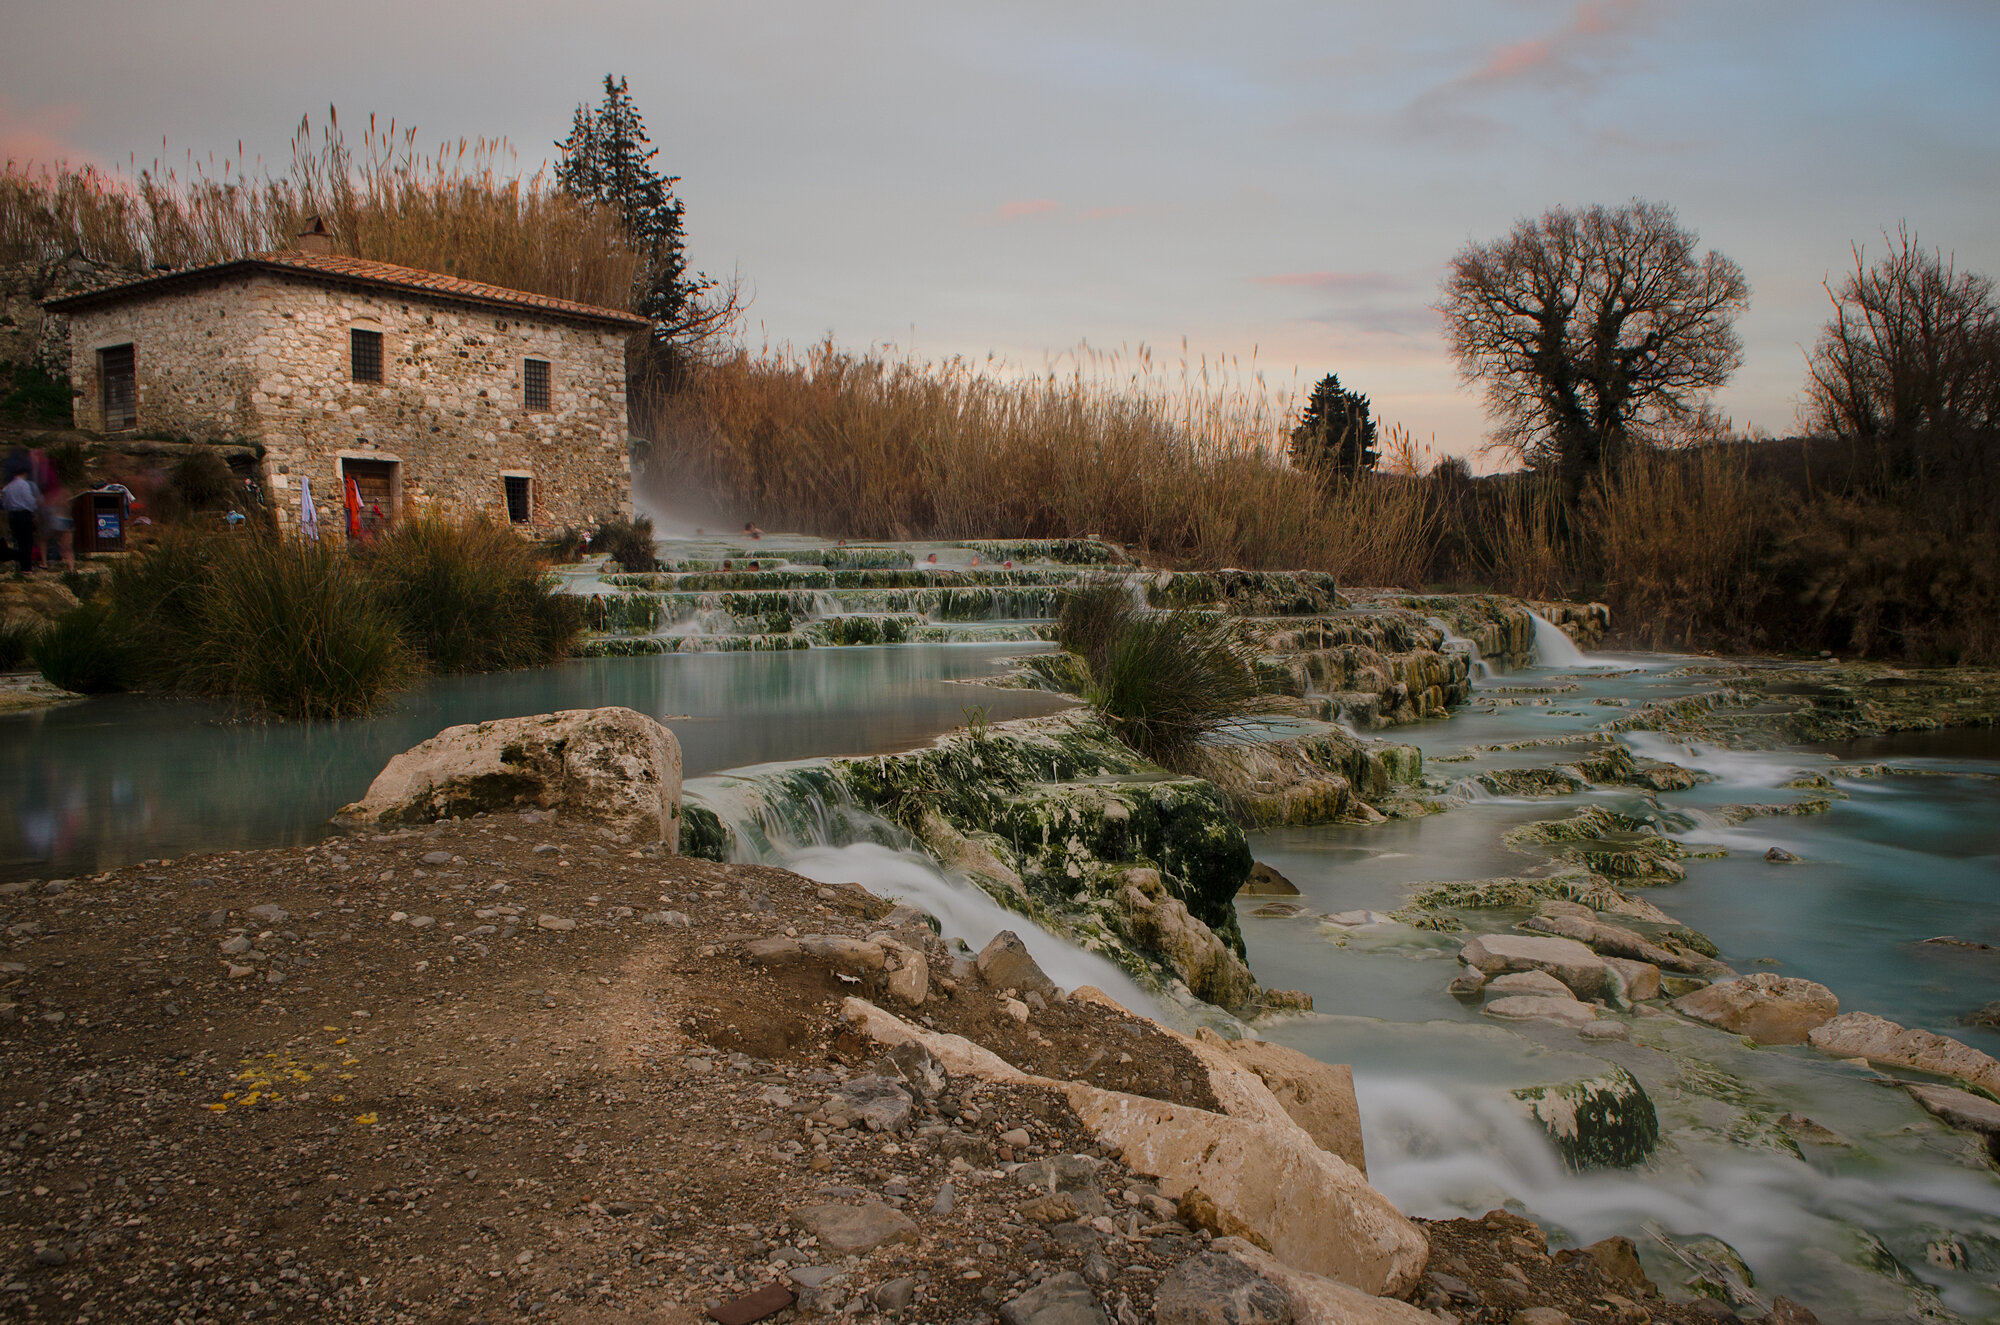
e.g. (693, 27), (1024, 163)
(0, 810), (1807, 1325)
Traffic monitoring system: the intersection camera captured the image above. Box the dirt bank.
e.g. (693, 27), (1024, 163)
(0, 813), (1800, 1324)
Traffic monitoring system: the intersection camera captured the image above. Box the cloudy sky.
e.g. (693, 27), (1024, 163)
(6, 1), (1998, 459)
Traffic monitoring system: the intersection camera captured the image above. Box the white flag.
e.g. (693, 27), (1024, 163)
(300, 476), (320, 541)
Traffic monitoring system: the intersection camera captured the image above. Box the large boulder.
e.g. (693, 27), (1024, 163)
(337, 707), (681, 844)
(842, 997), (1427, 1298)
(1459, 933), (1613, 1001)
(1221, 1039), (1368, 1176)
(1514, 1067), (1659, 1170)
(1808, 1012), (2000, 1096)
(1068, 1086), (1425, 1296)
(1675, 974), (1838, 1045)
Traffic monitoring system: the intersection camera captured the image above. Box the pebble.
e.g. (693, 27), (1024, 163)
(537, 915), (577, 931)
(421, 851), (455, 865)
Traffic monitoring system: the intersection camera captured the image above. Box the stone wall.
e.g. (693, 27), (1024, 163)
(64, 270), (632, 529)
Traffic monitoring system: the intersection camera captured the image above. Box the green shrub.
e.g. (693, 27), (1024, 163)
(31, 601), (136, 693)
(0, 360), (72, 427)
(361, 517), (582, 672)
(0, 620), (41, 671)
(191, 537), (411, 719)
(103, 528), (222, 690)
(588, 514), (659, 572)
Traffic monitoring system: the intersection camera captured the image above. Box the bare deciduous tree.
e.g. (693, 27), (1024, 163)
(1438, 200), (1748, 492)
(1802, 224), (2000, 441)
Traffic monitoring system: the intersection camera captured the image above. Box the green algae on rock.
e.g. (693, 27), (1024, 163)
(1515, 1066), (1661, 1170)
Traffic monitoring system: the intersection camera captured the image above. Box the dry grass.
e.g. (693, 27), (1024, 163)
(649, 342), (1439, 582)
(1585, 447), (1773, 650)
(2, 111), (638, 308)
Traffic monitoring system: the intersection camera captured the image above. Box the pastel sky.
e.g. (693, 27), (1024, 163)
(6, 1), (1999, 460)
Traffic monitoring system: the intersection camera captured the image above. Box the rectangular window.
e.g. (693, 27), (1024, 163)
(503, 475), (532, 524)
(350, 328), (383, 383)
(523, 358), (551, 411)
(100, 344), (137, 431)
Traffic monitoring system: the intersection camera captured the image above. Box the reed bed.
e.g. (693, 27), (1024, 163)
(650, 342), (1439, 583)
(2, 112), (637, 308)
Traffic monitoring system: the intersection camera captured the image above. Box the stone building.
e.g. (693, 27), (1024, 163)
(43, 232), (649, 531)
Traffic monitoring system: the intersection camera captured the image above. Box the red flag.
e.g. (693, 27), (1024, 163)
(344, 475), (362, 539)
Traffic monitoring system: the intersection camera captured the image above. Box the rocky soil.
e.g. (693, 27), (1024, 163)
(1, 812), (1817, 1325)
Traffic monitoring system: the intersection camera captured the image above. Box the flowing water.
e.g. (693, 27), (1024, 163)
(1239, 656), (2000, 1321)
(0, 643), (1070, 881)
(5, 577), (1997, 1318)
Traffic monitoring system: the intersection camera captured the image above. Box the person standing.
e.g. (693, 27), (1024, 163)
(33, 452), (73, 572)
(2, 467), (40, 575)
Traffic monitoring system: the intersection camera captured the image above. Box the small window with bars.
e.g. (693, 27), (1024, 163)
(503, 475), (532, 524)
(350, 328), (384, 383)
(523, 358), (551, 411)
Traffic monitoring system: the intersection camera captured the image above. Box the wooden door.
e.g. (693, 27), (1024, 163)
(342, 459), (397, 538)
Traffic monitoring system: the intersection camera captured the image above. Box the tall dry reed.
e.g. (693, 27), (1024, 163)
(653, 343), (1439, 583)
(2, 111), (638, 308)
(1583, 446), (1773, 650)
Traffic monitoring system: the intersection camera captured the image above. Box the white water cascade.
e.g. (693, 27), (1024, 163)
(686, 768), (1165, 1016)
(1528, 611), (1599, 668)
(1428, 616), (1495, 682)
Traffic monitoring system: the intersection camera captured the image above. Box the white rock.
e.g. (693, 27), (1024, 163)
(1484, 995), (1599, 1028)
(337, 706), (681, 844)
(1487, 969), (1576, 1000)
(1460, 933), (1613, 1000)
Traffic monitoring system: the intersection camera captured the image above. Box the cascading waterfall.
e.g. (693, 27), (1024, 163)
(1527, 611), (1598, 668)
(1428, 616), (1495, 682)
(684, 764), (1161, 1011)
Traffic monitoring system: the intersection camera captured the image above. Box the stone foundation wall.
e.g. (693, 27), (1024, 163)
(64, 271), (632, 529)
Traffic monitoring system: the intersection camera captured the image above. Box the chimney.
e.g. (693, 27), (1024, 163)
(296, 216), (333, 255)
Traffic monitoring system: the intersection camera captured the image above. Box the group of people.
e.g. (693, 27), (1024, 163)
(0, 449), (74, 576)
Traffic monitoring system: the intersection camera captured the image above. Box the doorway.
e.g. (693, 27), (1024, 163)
(100, 344), (136, 431)
(340, 458), (399, 538)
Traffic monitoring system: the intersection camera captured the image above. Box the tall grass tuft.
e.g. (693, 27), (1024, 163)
(62, 521), (579, 717)
(361, 517), (582, 672)
(587, 514), (659, 572)
(1057, 586), (1265, 768)
(30, 602), (136, 694)
(0, 621), (39, 672)
(1585, 447), (1772, 650)
(191, 538), (412, 719)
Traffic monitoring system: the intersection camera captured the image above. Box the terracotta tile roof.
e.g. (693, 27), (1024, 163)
(43, 250), (651, 330)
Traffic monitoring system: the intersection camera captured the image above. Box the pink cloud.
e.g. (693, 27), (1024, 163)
(1407, 0), (1650, 138)
(0, 95), (91, 168)
(1252, 271), (1407, 294)
(998, 198), (1059, 221)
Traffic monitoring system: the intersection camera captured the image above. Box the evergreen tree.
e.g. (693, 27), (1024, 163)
(556, 76), (703, 333)
(1288, 373), (1379, 477)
